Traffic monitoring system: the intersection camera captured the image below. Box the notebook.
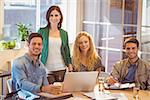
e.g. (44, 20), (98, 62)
(62, 71), (98, 92)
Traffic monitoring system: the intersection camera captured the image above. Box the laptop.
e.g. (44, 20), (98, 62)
(62, 71), (98, 92)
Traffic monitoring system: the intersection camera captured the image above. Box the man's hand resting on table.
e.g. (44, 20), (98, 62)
(41, 85), (61, 95)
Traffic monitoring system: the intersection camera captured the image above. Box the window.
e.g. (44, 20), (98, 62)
(4, 0), (37, 38)
(83, 0), (139, 72)
(0, 0), (77, 44)
(141, 0), (150, 62)
(0, 0), (4, 38)
(3, 0), (63, 37)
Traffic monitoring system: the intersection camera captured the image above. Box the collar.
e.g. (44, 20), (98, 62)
(24, 53), (40, 67)
(127, 58), (139, 68)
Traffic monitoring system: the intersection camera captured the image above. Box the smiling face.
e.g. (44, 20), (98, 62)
(28, 37), (43, 57)
(49, 10), (61, 26)
(125, 42), (138, 60)
(78, 36), (90, 53)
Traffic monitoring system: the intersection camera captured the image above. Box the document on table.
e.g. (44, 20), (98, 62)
(104, 83), (135, 90)
(82, 91), (128, 100)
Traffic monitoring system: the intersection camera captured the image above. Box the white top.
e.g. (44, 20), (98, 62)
(45, 37), (66, 72)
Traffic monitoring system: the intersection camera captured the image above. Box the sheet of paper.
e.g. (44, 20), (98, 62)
(82, 91), (128, 100)
(104, 83), (135, 89)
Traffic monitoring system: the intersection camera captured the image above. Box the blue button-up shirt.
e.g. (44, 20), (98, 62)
(12, 53), (49, 93)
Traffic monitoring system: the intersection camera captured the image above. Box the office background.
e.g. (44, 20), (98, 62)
(0, 0), (150, 73)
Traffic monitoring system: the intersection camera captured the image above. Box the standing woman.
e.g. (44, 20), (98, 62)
(72, 31), (104, 72)
(38, 5), (73, 84)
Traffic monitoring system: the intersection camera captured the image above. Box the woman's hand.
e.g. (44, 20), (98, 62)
(68, 64), (73, 72)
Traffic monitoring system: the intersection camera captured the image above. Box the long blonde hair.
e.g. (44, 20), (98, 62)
(72, 31), (100, 71)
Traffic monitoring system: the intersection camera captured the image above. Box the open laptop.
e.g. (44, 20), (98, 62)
(62, 71), (98, 92)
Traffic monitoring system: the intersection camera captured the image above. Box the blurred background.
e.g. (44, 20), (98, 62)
(0, 0), (150, 73)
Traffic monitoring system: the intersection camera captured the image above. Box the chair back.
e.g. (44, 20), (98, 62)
(7, 78), (13, 93)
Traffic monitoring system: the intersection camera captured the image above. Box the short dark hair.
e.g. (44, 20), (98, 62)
(124, 37), (139, 48)
(27, 33), (43, 44)
(46, 5), (63, 29)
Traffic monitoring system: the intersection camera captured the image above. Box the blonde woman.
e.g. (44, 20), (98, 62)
(72, 31), (104, 72)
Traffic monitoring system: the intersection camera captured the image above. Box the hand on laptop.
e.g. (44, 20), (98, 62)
(41, 85), (61, 95)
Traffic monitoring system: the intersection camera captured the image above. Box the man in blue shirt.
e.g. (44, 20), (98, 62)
(12, 33), (60, 98)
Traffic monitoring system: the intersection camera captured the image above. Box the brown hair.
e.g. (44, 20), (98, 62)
(124, 37), (139, 48)
(27, 33), (43, 44)
(46, 5), (63, 29)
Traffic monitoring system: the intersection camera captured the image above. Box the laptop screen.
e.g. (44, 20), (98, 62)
(62, 71), (98, 92)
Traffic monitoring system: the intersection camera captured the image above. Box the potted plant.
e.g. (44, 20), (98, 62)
(16, 23), (31, 41)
